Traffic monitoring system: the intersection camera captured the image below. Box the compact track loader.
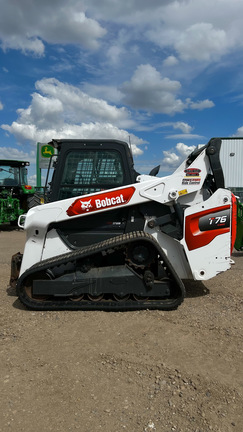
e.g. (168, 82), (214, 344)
(10, 138), (237, 311)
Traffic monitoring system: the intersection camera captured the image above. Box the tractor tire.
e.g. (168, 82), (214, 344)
(27, 193), (44, 209)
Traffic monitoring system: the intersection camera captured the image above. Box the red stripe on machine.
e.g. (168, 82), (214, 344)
(185, 205), (231, 251)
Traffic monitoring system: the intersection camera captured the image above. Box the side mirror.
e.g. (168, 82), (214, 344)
(149, 165), (160, 177)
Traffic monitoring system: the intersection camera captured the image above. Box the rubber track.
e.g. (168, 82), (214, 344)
(17, 231), (185, 311)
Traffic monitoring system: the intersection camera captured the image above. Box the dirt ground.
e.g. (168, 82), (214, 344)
(0, 226), (242, 432)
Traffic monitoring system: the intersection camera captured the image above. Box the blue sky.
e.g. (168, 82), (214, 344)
(1, 0), (243, 184)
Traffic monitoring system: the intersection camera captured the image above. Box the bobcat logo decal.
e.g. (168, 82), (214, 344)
(80, 199), (92, 212)
(66, 187), (135, 217)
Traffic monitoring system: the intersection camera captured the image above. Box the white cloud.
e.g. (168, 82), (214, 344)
(34, 78), (134, 127)
(140, 0), (243, 64)
(0, 100), (3, 110)
(165, 134), (204, 140)
(162, 150), (180, 167)
(0, 146), (36, 164)
(154, 121), (193, 134)
(121, 64), (185, 114)
(161, 142), (196, 168)
(234, 126), (243, 136)
(1, 122), (144, 156)
(187, 98), (215, 110)
(1, 35), (45, 57)
(81, 84), (123, 105)
(105, 28), (131, 66)
(175, 23), (228, 62)
(171, 122), (193, 134)
(163, 55), (179, 67)
(1, 0), (243, 67)
(1, 75), (214, 154)
(176, 142), (197, 155)
(42, 11), (106, 50)
(86, 0), (172, 24)
(1, 77), (145, 156)
(21, 93), (64, 128)
(0, 0), (106, 55)
(120, 64), (215, 115)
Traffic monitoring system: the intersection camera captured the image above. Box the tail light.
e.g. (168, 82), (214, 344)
(231, 193), (238, 253)
(24, 185), (32, 190)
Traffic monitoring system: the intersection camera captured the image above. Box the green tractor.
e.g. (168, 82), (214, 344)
(0, 160), (35, 225)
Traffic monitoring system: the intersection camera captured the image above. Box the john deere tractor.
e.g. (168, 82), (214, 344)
(0, 160), (35, 225)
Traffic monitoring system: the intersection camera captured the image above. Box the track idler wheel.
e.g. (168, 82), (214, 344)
(24, 271), (52, 301)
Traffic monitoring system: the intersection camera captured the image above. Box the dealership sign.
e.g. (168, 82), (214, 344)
(38, 143), (55, 169)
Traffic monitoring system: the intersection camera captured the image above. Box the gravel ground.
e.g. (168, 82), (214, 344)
(0, 226), (242, 432)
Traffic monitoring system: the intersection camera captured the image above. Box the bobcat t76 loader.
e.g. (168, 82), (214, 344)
(10, 138), (237, 311)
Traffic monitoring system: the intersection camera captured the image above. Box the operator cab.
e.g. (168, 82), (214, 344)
(47, 140), (142, 247)
(48, 139), (139, 202)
